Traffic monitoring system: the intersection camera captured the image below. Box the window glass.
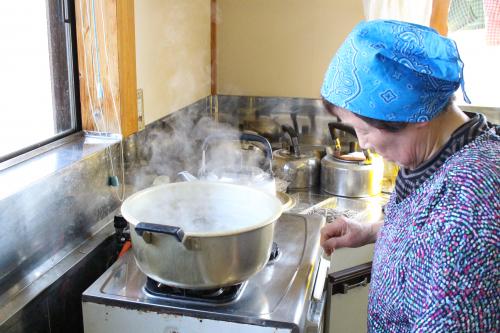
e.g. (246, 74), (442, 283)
(449, 29), (500, 107)
(0, 1), (79, 161)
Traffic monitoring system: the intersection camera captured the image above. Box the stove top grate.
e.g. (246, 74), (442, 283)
(144, 278), (246, 305)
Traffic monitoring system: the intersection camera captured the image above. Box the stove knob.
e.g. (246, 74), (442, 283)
(114, 215), (128, 229)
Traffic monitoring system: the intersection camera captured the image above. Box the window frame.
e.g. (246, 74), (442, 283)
(0, 0), (81, 164)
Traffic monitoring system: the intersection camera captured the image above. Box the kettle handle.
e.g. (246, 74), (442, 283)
(290, 108), (317, 134)
(281, 125), (301, 157)
(328, 122), (374, 158)
(327, 122), (357, 140)
(201, 132), (273, 172)
(239, 133), (273, 161)
(290, 113), (299, 133)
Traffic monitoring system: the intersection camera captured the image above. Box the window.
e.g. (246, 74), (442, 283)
(449, 28), (500, 107)
(0, 1), (80, 162)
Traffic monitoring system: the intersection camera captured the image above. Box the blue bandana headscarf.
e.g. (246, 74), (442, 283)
(321, 20), (470, 122)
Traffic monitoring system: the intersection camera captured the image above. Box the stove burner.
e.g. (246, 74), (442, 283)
(268, 241), (281, 263)
(144, 278), (245, 304)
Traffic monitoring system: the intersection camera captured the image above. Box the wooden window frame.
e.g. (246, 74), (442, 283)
(75, 0), (138, 137)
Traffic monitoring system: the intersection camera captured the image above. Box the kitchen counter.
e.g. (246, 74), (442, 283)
(289, 189), (388, 272)
(289, 189), (388, 222)
(287, 189), (388, 333)
(0, 180), (388, 333)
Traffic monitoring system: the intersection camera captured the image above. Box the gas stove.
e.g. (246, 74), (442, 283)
(82, 213), (328, 333)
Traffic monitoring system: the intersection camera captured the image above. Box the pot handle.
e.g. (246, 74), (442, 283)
(135, 222), (185, 242)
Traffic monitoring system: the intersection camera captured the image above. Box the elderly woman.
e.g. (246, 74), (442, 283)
(320, 20), (499, 332)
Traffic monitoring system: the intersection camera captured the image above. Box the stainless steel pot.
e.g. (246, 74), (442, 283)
(273, 125), (320, 189)
(121, 181), (283, 289)
(320, 123), (384, 197)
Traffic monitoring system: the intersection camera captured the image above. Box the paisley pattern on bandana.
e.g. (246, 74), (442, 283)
(322, 39), (362, 104)
(321, 20), (470, 122)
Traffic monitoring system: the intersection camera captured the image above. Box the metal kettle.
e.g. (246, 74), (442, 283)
(242, 107), (282, 143)
(320, 123), (384, 197)
(179, 132), (277, 196)
(272, 125), (320, 190)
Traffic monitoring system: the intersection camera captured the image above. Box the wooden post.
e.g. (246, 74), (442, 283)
(211, 0), (217, 96)
(117, 0), (138, 137)
(430, 0), (451, 36)
(75, 0), (138, 136)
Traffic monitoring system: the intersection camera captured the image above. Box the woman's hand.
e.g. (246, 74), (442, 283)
(320, 216), (381, 256)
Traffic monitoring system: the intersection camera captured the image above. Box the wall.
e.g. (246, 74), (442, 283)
(133, 0), (364, 117)
(216, 0), (364, 98)
(134, 0), (211, 125)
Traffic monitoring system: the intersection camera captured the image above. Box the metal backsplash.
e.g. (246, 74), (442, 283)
(216, 95), (499, 139)
(0, 143), (122, 306)
(216, 95), (335, 147)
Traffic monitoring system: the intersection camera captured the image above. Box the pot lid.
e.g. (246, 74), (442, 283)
(336, 151), (367, 162)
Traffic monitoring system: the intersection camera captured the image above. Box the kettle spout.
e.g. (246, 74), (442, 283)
(177, 171), (198, 182)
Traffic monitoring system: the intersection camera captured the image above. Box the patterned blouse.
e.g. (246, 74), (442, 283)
(368, 116), (499, 332)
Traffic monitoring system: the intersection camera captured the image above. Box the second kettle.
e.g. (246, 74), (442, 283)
(273, 125), (321, 190)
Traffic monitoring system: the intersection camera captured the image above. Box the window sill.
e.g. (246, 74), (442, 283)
(0, 132), (121, 201)
(458, 105), (500, 124)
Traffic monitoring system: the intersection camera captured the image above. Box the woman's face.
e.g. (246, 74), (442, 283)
(332, 108), (420, 168)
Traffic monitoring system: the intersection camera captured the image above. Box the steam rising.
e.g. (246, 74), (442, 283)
(130, 107), (268, 188)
